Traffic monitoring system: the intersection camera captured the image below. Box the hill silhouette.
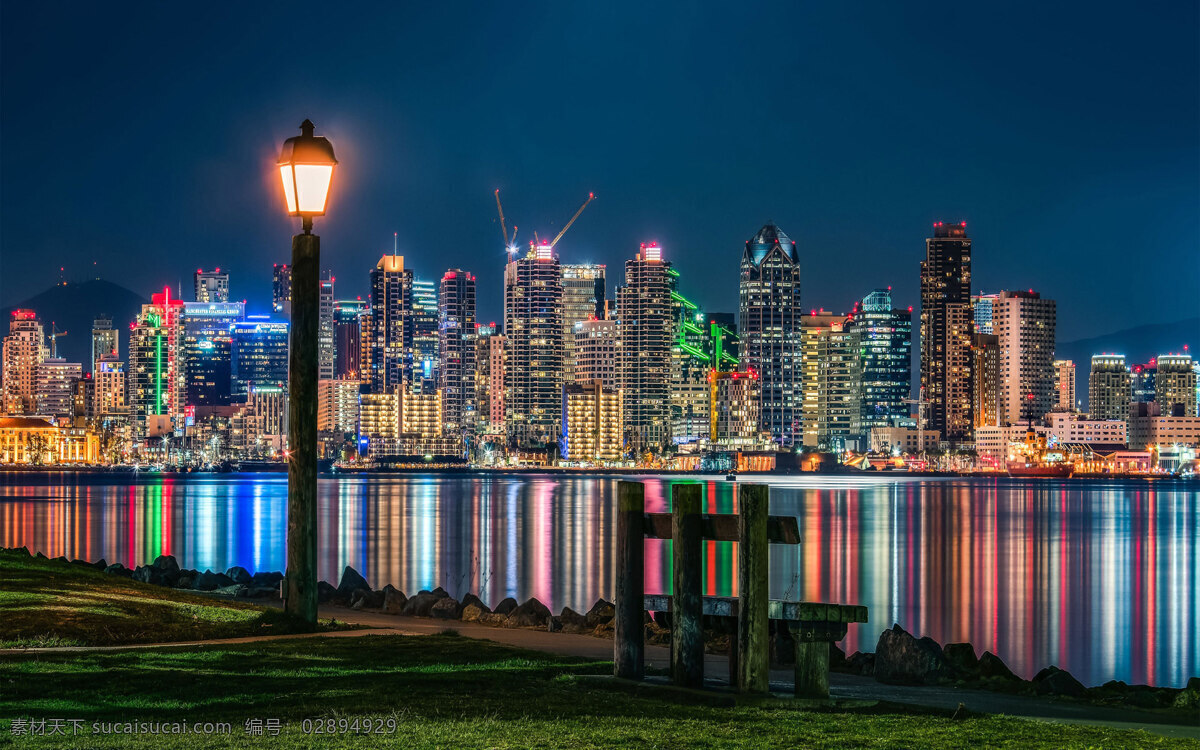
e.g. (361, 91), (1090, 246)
(1057, 317), (1198, 410)
(1, 280), (149, 369)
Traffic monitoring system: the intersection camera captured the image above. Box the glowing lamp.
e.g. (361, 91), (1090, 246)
(278, 119), (337, 230)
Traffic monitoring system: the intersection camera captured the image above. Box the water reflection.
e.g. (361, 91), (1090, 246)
(0, 473), (1195, 687)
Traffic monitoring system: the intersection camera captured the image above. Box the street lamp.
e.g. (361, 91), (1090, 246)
(278, 119), (336, 626)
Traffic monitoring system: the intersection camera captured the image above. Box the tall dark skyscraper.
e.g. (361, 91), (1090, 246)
(851, 289), (912, 432)
(919, 221), (974, 444)
(182, 301), (243, 406)
(411, 278), (439, 391)
(617, 243), (674, 453)
(231, 316), (289, 398)
(504, 244), (563, 444)
(334, 299), (368, 381)
(438, 269), (477, 433)
(272, 264), (291, 315)
(739, 223), (803, 447)
(369, 254), (414, 393)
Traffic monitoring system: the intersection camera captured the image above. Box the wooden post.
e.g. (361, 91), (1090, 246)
(614, 481), (644, 680)
(737, 483), (769, 693)
(284, 231), (319, 627)
(792, 634), (830, 698)
(671, 483), (703, 688)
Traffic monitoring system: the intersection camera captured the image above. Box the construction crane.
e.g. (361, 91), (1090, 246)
(49, 322), (68, 359)
(495, 190), (520, 256)
(549, 192), (595, 249)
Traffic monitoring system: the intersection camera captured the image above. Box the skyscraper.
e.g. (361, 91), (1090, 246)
(272, 264), (292, 315)
(128, 289), (185, 441)
(850, 289), (912, 432)
(194, 268), (230, 303)
(740, 223), (803, 447)
(474, 324), (506, 434)
(334, 299), (368, 380)
(800, 310), (844, 448)
(370, 254), (414, 394)
(412, 278), (438, 390)
(1131, 361), (1156, 403)
(94, 355), (125, 415)
(972, 333), (1001, 427)
(815, 316), (861, 451)
(919, 221), (973, 444)
(617, 243), (674, 453)
(1088, 354), (1131, 421)
(231, 317), (289, 398)
(319, 272), (335, 381)
(35, 359), (82, 416)
(181, 301), (243, 406)
(1053, 359), (1076, 412)
(1155, 354), (1197, 417)
(3, 310), (45, 415)
(504, 244), (563, 444)
(560, 264), (605, 384)
(438, 269), (477, 432)
(91, 316), (117, 371)
(992, 290), (1056, 425)
(573, 319), (620, 389)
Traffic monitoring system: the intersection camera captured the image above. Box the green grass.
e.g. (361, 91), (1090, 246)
(0, 550), (344, 647)
(0, 634), (1191, 749)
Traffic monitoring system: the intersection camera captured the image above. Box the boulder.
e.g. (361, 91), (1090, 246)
(874, 624), (954, 685)
(547, 616), (563, 633)
(91, 558), (108, 570)
(1032, 666), (1086, 698)
(977, 651), (1019, 681)
(104, 563), (133, 578)
(132, 565), (168, 586)
(559, 607), (588, 633)
(52, 555), (68, 564)
(70, 558), (93, 568)
(480, 612), (508, 627)
(493, 597), (519, 616)
(382, 585), (408, 614)
(336, 566), (371, 598)
(504, 597), (551, 628)
(846, 651), (875, 676)
(215, 584), (246, 597)
(461, 603), (487, 623)
(193, 570), (233, 591)
(431, 597), (463, 620)
(175, 573), (195, 590)
(461, 593), (490, 613)
(224, 566), (253, 585)
(350, 589), (384, 610)
(317, 580), (338, 603)
(430, 586), (450, 599)
(401, 591), (442, 617)
(151, 555), (180, 575)
(35, 551), (48, 560)
(829, 643), (849, 671)
(943, 643), (980, 678)
(252, 571), (284, 587)
(585, 599), (615, 627)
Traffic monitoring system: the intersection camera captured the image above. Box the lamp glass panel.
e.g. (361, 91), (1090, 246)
(279, 165), (298, 214)
(294, 164), (334, 214)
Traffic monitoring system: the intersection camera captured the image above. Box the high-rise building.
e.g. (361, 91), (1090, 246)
(128, 290), (186, 441)
(816, 317), (862, 451)
(560, 264), (605, 384)
(2, 310), (45, 415)
(850, 289), (912, 432)
(617, 242), (674, 453)
(740, 223), (803, 447)
(1088, 354), (1131, 421)
(573, 319), (620, 389)
(399, 387), (443, 438)
(1155, 354), (1197, 417)
(972, 333), (1001, 427)
(319, 272), (335, 381)
(272, 264), (292, 315)
(474, 324), (506, 434)
(992, 290), (1056, 425)
(411, 278), (439, 390)
(334, 299), (368, 381)
(1053, 359), (1076, 412)
(370, 255), (414, 394)
(358, 393), (398, 455)
(560, 380), (623, 462)
(800, 310), (843, 448)
(91, 316), (117, 371)
(35, 359), (82, 416)
(503, 244), (563, 444)
(72, 373), (95, 420)
(231, 317), (289, 398)
(181, 301), (243, 407)
(94, 354), (125, 415)
(193, 268), (230, 303)
(919, 221), (974, 444)
(318, 378), (360, 435)
(1131, 361), (1156, 404)
(972, 293), (996, 335)
(709, 370), (761, 447)
(438, 269), (477, 432)
(669, 289), (712, 447)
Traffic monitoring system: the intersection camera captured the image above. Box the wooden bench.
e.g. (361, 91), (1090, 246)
(643, 594), (868, 697)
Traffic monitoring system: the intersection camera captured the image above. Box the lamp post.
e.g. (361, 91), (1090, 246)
(278, 119), (337, 625)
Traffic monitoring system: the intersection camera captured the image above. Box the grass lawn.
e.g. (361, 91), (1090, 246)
(0, 633), (1192, 749)
(0, 550), (343, 647)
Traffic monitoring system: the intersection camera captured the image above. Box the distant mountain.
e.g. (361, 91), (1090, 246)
(0, 280), (149, 369)
(1057, 317), (1199, 410)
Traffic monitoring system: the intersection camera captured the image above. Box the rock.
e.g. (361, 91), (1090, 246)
(193, 570), (232, 591)
(35, 551), (47, 560)
(943, 643), (979, 678)
(225, 566), (252, 585)
(317, 580), (337, 603)
(52, 555), (68, 564)
(336, 566), (371, 598)
(70, 558), (93, 567)
(430, 586), (450, 599)
(480, 612), (508, 627)
(559, 606), (588, 633)
(547, 615), (563, 633)
(1032, 666), (1086, 698)
(846, 651), (875, 676)
(1173, 687), (1200, 710)
(829, 643), (849, 671)
(151, 555), (180, 574)
(244, 586), (278, 599)
(874, 624), (954, 685)
(252, 571), (284, 587)
(977, 651), (1019, 681)
(382, 585), (408, 614)
(431, 597), (463, 620)
(461, 593), (490, 613)
(175, 573), (195, 589)
(104, 563), (132, 578)
(461, 603), (487, 623)
(505, 597), (551, 628)
(350, 589), (384, 610)
(215, 584), (246, 596)
(132, 565), (168, 586)
(585, 599), (614, 627)
(91, 558), (108, 570)
(401, 592), (442, 617)
(493, 597), (518, 616)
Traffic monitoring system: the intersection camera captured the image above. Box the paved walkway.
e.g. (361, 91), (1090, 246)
(4, 601), (1196, 741)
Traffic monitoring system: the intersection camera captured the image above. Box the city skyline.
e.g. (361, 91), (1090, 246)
(2, 3), (1197, 341)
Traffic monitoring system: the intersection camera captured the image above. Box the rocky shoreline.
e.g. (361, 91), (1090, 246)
(7, 547), (1198, 713)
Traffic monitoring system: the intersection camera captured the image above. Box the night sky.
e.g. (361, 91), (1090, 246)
(2, 2), (1196, 340)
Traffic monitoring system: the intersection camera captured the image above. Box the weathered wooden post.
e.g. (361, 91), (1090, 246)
(614, 481), (645, 680)
(737, 483), (770, 693)
(792, 628), (830, 698)
(671, 483), (703, 688)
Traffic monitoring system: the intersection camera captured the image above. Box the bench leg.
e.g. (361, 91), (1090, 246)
(792, 638), (830, 698)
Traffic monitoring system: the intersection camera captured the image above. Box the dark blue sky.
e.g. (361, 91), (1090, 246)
(2, 2), (1197, 340)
